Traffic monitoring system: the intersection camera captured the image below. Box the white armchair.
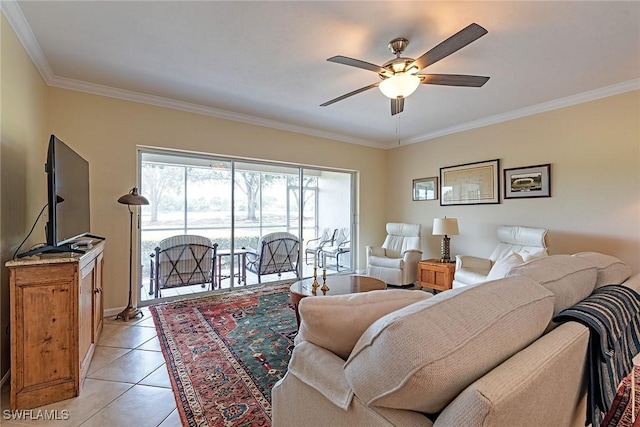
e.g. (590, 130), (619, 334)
(366, 223), (422, 286)
(453, 225), (548, 288)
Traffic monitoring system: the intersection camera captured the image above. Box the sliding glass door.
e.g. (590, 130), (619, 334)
(138, 150), (354, 304)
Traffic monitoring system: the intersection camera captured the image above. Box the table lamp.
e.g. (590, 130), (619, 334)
(433, 217), (459, 263)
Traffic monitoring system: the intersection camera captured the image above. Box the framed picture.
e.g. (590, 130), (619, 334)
(504, 163), (551, 199)
(412, 177), (438, 201)
(440, 159), (500, 206)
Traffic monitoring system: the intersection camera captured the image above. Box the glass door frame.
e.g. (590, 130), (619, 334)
(136, 147), (356, 306)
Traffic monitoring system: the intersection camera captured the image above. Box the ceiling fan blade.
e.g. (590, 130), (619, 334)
(391, 97), (405, 116)
(409, 23), (488, 71)
(320, 82), (380, 107)
(327, 56), (391, 76)
(418, 74), (490, 87)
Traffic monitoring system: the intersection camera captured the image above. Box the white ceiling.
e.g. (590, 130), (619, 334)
(4, 1), (640, 149)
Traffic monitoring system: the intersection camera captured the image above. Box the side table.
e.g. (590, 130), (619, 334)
(418, 259), (455, 292)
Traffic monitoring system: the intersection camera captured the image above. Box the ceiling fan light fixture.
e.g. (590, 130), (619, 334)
(379, 73), (421, 99)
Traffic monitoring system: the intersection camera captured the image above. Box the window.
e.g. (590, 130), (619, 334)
(138, 150), (354, 303)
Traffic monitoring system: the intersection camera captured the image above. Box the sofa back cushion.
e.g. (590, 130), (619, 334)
(507, 254), (597, 317)
(294, 289), (432, 360)
(343, 277), (554, 414)
(571, 252), (632, 288)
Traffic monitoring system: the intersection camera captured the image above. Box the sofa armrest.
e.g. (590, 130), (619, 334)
(403, 250), (423, 284)
(286, 341), (354, 410)
(435, 321), (589, 427)
(455, 255), (492, 272)
(366, 246), (386, 258)
(402, 249), (423, 262)
(622, 272), (640, 293)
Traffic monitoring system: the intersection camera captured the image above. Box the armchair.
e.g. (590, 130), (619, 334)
(453, 225), (548, 288)
(321, 228), (350, 272)
(305, 228), (337, 266)
(366, 223), (422, 286)
(246, 232), (300, 283)
(150, 235), (218, 298)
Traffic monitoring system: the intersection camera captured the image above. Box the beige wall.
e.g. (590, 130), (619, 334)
(3, 11), (639, 381)
(1, 14), (48, 378)
(387, 90), (640, 272)
(45, 87), (388, 313)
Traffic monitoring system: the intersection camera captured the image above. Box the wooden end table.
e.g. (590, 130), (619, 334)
(289, 275), (386, 326)
(418, 259), (455, 292)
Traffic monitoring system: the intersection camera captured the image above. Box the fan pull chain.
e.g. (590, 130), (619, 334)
(396, 113), (401, 145)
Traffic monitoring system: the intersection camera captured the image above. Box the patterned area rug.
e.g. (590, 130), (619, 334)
(150, 284), (296, 427)
(603, 366), (640, 427)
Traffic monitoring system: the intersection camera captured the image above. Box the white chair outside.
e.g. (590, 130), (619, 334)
(305, 228), (337, 266)
(321, 227), (350, 272)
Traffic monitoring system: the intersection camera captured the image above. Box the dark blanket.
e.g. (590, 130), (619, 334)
(553, 285), (640, 427)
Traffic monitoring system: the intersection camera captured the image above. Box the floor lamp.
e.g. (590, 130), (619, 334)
(116, 187), (149, 321)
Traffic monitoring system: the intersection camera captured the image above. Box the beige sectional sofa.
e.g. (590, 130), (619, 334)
(272, 252), (639, 426)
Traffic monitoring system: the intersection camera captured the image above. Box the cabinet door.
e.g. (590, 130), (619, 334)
(10, 264), (78, 409)
(93, 251), (104, 339)
(79, 261), (95, 379)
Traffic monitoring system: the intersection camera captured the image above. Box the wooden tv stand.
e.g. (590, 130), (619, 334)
(6, 241), (105, 410)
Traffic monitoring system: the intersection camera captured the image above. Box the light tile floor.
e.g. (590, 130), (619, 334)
(1, 308), (183, 427)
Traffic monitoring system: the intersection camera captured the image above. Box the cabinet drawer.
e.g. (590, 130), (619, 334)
(15, 264), (75, 285)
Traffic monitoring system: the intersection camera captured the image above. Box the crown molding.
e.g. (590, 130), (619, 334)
(401, 78), (640, 147)
(47, 74), (384, 148)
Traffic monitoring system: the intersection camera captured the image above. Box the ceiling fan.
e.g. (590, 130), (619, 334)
(320, 23), (490, 116)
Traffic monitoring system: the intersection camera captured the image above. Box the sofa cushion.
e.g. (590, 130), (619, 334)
(507, 254), (597, 316)
(486, 251), (524, 281)
(571, 252), (632, 288)
(343, 277), (554, 414)
(294, 289), (431, 359)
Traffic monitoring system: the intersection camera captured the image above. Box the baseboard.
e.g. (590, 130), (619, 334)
(104, 307), (125, 317)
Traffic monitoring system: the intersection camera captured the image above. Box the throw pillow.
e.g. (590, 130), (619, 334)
(486, 251), (524, 281)
(294, 289), (431, 360)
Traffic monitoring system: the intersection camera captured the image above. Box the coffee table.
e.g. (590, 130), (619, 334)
(289, 275), (386, 326)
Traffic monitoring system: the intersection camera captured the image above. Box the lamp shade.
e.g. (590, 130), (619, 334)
(433, 217), (459, 236)
(118, 187), (149, 206)
(379, 73), (421, 99)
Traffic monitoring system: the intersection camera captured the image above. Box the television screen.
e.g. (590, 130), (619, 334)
(47, 135), (91, 246)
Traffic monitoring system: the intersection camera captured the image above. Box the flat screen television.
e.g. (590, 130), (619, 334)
(47, 134), (91, 246)
(18, 135), (98, 257)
